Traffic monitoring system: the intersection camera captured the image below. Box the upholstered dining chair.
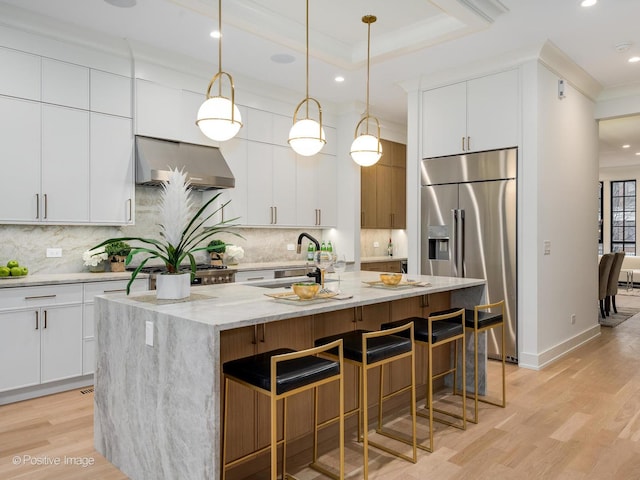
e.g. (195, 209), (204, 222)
(598, 253), (615, 319)
(606, 251), (626, 315)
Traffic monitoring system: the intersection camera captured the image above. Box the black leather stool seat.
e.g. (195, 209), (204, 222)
(381, 316), (463, 343)
(223, 348), (340, 395)
(315, 330), (412, 364)
(426, 307), (502, 329)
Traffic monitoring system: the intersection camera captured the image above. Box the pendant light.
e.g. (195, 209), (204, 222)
(350, 15), (382, 167)
(288, 0), (326, 157)
(196, 0), (242, 142)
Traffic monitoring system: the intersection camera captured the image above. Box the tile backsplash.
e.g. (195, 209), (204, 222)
(0, 187), (322, 274)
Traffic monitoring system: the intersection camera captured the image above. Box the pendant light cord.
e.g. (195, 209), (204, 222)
(217, 0), (222, 95)
(305, 0), (309, 117)
(365, 19), (371, 134)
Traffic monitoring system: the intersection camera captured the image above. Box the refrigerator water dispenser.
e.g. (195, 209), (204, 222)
(427, 225), (449, 261)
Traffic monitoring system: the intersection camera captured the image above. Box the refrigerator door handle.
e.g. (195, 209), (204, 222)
(452, 209), (459, 277)
(459, 209), (465, 278)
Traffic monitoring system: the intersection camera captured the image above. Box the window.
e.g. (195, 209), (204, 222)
(611, 180), (636, 255)
(598, 181), (603, 255)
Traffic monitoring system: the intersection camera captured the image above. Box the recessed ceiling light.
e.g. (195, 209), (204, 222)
(580, 0), (597, 7)
(335, 76), (345, 83)
(636, 152), (640, 156)
(622, 144), (631, 148)
(629, 56), (640, 63)
(210, 31), (221, 39)
(270, 54), (295, 64)
(104, 0), (137, 7)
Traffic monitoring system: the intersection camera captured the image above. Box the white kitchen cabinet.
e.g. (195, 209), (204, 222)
(246, 108), (274, 144)
(0, 47), (40, 101)
(202, 137), (248, 227)
(82, 279), (147, 375)
(180, 89), (217, 146)
(0, 96), (41, 222)
(90, 69), (132, 118)
(0, 284), (83, 393)
(41, 104), (90, 222)
(296, 152), (337, 227)
(246, 142), (296, 226)
(42, 58), (89, 110)
(422, 69), (519, 158)
(90, 113), (134, 224)
(135, 79), (181, 140)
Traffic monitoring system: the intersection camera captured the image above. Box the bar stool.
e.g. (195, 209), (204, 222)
(314, 323), (417, 480)
(221, 340), (345, 480)
(381, 308), (466, 453)
(465, 300), (506, 424)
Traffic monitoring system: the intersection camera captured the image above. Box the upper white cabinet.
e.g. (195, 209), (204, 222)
(0, 47), (134, 225)
(42, 58), (90, 110)
(0, 47), (40, 101)
(296, 153), (337, 227)
(90, 70), (132, 118)
(422, 69), (519, 158)
(135, 79), (181, 140)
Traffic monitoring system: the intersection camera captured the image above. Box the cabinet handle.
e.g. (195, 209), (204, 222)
(461, 136), (465, 151)
(361, 212), (365, 225)
(270, 206), (274, 224)
(44, 193), (48, 219)
(25, 294), (57, 300)
(35, 193), (40, 219)
(252, 325), (257, 345)
(421, 294), (430, 309)
(103, 289), (126, 294)
(274, 206), (277, 224)
(44, 310), (47, 329)
(391, 213), (394, 227)
(260, 323), (266, 343)
(35, 311), (39, 330)
(318, 209), (321, 225)
(127, 198), (132, 222)
(467, 136), (471, 151)
(247, 276), (265, 281)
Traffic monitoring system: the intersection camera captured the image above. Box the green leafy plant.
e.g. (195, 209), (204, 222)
(105, 241), (132, 259)
(207, 239), (226, 254)
(91, 168), (241, 294)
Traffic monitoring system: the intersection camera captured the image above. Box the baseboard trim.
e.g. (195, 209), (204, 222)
(0, 375), (94, 405)
(518, 325), (601, 370)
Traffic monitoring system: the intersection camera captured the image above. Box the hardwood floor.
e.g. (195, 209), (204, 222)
(3, 297), (640, 479)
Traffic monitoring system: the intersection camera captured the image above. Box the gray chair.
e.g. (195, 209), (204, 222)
(598, 253), (615, 319)
(606, 251), (626, 315)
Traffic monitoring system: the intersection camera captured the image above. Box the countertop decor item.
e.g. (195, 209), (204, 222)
(91, 167), (240, 296)
(223, 245), (244, 265)
(83, 247), (108, 272)
(105, 241), (131, 272)
(208, 239), (226, 266)
(380, 272), (402, 285)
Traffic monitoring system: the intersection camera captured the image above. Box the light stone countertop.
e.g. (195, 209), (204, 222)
(0, 271), (148, 288)
(361, 256), (408, 263)
(98, 271), (484, 332)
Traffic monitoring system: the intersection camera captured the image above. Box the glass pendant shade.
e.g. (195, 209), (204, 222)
(289, 118), (326, 156)
(350, 133), (382, 166)
(197, 96), (242, 142)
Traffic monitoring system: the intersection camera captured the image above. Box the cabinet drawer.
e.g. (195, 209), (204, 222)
(235, 270), (276, 282)
(0, 284), (82, 310)
(83, 278), (148, 303)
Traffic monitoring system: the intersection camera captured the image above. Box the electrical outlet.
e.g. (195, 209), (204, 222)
(145, 321), (154, 346)
(373, 241), (380, 248)
(570, 314), (576, 325)
(286, 243), (295, 251)
(543, 240), (551, 255)
(46, 248), (62, 258)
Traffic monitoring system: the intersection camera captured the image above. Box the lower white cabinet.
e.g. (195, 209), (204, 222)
(0, 284), (83, 392)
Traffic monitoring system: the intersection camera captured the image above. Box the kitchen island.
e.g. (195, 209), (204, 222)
(94, 271), (485, 480)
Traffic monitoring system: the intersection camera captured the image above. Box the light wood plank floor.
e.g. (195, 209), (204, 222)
(3, 296), (640, 479)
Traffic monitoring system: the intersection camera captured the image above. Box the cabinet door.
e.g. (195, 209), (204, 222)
(180, 89), (218, 146)
(246, 108), (273, 144)
(246, 142), (274, 225)
(361, 165), (377, 228)
(42, 58), (89, 110)
(0, 309), (40, 392)
(82, 304), (96, 375)
(203, 137), (248, 226)
(135, 79), (181, 140)
(391, 166), (406, 229)
(422, 81), (467, 158)
(316, 153), (337, 227)
(376, 164), (393, 228)
(41, 105), (90, 222)
(467, 69), (519, 152)
(0, 97), (41, 222)
(90, 70), (132, 118)
(295, 153), (318, 226)
(272, 146), (296, 226)
(40, 305), (83, 383)
(90, 113), (134, 224)
(0, 47), (40, 101)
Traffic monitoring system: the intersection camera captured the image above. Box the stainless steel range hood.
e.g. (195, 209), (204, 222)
(135, 136), (235, 190)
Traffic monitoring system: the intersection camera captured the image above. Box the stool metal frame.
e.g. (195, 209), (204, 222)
(221, 339), (345, 480)
(317, 323), (417, 480)
(467, 300), (506, 424)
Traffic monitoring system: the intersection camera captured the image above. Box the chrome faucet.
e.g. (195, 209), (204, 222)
(296, 232), (321, 284)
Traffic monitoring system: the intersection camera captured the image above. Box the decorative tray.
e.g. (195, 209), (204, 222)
(0, 276), (26, 280)
(362, 280), (431, 289)
(264, 291), (339, 303)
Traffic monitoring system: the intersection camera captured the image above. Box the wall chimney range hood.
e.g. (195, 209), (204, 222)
(135, 136), (235, 190)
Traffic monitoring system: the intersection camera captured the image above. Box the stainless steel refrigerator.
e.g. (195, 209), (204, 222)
(421, 148), (517, 363)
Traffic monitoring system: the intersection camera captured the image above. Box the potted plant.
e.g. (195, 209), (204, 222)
(91, 168), (240, 299)
(83, 246), (108, 272)
(207, 239), (226, 266)
(105, 241), (132, 272)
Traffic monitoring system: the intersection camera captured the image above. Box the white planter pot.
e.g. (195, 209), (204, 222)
(156, 273), (190, 300)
